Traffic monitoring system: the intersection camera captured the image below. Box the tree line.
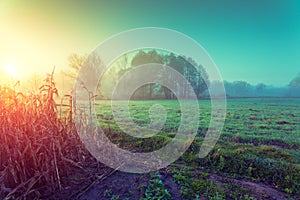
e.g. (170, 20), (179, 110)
(209, 75), (300, 98)
(97, 50), (209, 100)
(62, 51), (300, 99)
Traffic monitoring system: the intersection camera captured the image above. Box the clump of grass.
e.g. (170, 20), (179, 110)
(0, 70), (96, 199)
(171, 166), (224, 199)
(142, 173), (171, 200)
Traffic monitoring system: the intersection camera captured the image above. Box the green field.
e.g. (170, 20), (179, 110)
(90, 98), (300, 199)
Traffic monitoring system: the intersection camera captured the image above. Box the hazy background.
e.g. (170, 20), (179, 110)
(1, 0), (300, 87)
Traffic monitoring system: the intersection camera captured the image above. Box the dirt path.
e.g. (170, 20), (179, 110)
(78, 171), (149, 200)
(78, 169), (292, 200)
(208, 173), (289, 200)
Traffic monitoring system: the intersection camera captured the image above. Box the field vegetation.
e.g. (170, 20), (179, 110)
(90, 98), (300, 199)
(1, 73), (299, 199)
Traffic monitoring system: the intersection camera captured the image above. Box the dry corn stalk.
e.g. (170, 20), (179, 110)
(0, 70), (96, 199)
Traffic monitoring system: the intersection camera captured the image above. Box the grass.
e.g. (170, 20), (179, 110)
(141, 173), (171, 200)
(95, 98), (300, 198)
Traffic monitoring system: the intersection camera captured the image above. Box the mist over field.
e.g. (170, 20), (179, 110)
(209, 78), (300, 98)
(1, 0), (300, 199)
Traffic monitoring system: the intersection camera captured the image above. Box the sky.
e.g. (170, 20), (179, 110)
(0, 0), (300, 86)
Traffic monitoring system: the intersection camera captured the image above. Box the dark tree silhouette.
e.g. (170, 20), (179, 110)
(130, 50), (209, 99)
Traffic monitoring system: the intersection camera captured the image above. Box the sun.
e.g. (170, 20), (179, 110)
(3, 62), (18, 78)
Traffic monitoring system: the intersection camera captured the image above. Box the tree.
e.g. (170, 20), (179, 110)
(131, 50), (164, 99)
(256, 83), (267, 91)
(130, 50), (209, 99)
(287, 73), (300, 97)
(63, 54), (86, 79)
(62, 53), (105, 98)
(225, 81), (253, 97)
(184, 57), (209, 98)
(99, 54), (129, 99)
(289, 73), (300, 88)
(65, 50), (210, 100)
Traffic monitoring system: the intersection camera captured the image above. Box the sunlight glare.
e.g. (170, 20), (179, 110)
(3, 62), (18, 78)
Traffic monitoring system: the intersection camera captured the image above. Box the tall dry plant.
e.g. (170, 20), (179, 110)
(0, 70), (104, 199)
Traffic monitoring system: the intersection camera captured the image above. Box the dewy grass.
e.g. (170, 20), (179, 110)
(95, 98), (300, 197)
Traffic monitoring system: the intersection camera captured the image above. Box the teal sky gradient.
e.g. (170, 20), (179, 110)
(1, 0), (300, 86)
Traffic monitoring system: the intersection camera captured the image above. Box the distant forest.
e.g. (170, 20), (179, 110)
(98, 50), (209, 100)
(210, 76), (300, 98)
(63, 50), (300, 99)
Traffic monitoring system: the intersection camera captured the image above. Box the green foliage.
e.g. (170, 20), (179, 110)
(96, 98), (300, 197)
(130, 49), (209, 99)
(288, 73), (300, 88)
(243, 194), (257, 200)
(190, 180), (224, 198)
(172, 167), (193, 187)
(197, 146), (300, 195)
(171, 167), (225, 199)
(141, 173), (172, 200)
(110, 195), (120, 200)
(224, 183), (257, 199)
(103, 189), (112, 197)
